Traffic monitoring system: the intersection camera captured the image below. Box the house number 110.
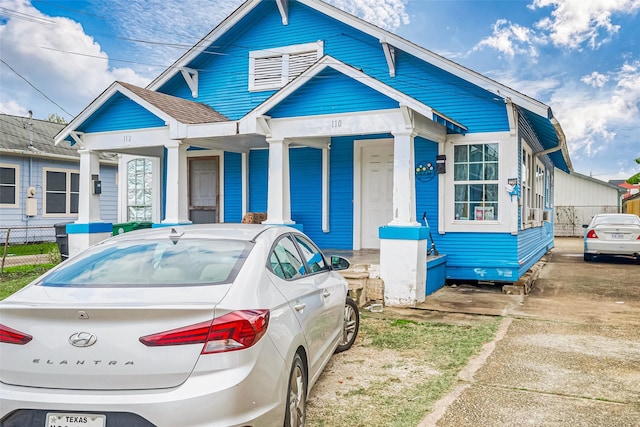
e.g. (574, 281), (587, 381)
(331, 120), (342, 128)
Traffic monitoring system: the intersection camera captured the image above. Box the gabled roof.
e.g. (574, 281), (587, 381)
(1, 113), (76, 158)
(56, 82), (228, 145)
(149, 0), (552, 119)
(118, 82), (228, 124)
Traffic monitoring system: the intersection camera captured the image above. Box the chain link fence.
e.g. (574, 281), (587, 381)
(1, 226), (61, 273)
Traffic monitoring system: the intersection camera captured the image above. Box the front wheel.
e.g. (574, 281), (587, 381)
(335, 297), (360, 353)
(284, 353), (307, 427)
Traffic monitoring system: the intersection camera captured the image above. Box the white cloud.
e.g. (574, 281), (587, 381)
(530, 0), (640, 49)
(581, 71), (609, 87)
(328, 0), (410, 30)
(472, 19), (545, 59)
(0, 0), (150, 119)
(550, 61), (640, 159)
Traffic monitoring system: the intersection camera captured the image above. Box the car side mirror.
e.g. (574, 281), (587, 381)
(330, 256), (350, 271)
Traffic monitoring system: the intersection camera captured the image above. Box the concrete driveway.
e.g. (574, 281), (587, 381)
(418, 237), (640, 427)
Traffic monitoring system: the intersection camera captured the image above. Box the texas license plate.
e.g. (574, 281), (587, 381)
(610, 233), (624, 239)
(46, 413), (105, 427)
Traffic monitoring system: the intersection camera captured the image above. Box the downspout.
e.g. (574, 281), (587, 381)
(534, 115), (573, 173)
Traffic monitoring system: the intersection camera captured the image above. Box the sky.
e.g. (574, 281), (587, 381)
(1, 0), (639, 182)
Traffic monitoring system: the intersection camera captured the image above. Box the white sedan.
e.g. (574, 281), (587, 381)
(583, 213), (640, 263)
(0, 224), (359, 427)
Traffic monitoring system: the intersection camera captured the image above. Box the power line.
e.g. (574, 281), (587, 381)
(0, 59), (73, 116)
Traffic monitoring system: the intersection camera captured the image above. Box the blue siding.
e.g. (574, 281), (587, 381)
(437, 233), (519, 282)
(268, 68), (399, 118)
(248, 150), (269, 212)
(223, 152), (243, 222)
(517, 223), (554, 276)
(79, 93), (165, 133)
(0, 155), (117, 230)
(156, 1), (508, 132)
(414, 137), (440, 250)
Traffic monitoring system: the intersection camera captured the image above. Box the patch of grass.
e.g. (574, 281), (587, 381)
(307, 314), (501, 427)
(0, 266), (52, 300)
(3, 242), (58, 256)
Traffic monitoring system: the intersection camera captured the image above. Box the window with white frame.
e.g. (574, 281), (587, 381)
(249, 41), (323, 91)
(44, 168), (79, 215)
(534, 161), (544, 210)
(0, 165), (19, 207)
(454, 143), (499, 221)
(127, 158), (153, 221)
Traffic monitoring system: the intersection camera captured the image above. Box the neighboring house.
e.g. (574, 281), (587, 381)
(55, 0), (572, 306)
(623, 192), (640, 216)
(608, 179), (640, 201)
(0, 113), (117, 243)
(554, 170), (625, 236)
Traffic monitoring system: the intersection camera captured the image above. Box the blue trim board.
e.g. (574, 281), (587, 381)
(379, 225), (429, 240)
(66, 223), (113, 234)
(152, 222), (192, 228)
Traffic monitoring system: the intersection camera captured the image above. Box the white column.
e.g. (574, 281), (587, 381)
(265, 138), (294, 224)
(390, 131), (419, 226)
(77, 149), (102, 223)
(163, 141), (190, 224)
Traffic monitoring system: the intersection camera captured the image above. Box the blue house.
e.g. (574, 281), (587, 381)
(55, 0), (572, 306)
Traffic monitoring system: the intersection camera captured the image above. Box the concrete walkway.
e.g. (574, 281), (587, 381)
(418, 237), (640, 427)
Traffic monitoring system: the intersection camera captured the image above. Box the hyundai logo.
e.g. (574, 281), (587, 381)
(69, 332), (97, 347)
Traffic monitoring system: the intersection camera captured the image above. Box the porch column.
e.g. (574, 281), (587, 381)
(162, 141), (190, 224)
(379, 130), (426, 307)
(265, 138), (294, 224)
(390, 131), (419, 226)
(77, 149), (101, 223)
(67, 149), (112, 258)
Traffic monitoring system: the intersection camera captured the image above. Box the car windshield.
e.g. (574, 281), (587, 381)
(593, 215), (640, 226)
(41, 238), (251, 288)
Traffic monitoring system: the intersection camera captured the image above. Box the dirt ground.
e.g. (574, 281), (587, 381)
(307, 237), (640, 426)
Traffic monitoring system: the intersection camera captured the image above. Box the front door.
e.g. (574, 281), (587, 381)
(189, 157), (218, 224)
(361, 142), (393, 249)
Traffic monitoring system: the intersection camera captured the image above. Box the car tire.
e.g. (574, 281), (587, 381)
(284, 353), (307, 427)
(584, 253), (594, 262)
(335, 297), (360, 353)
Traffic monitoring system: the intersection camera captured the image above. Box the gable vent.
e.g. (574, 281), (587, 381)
(249, 41), (323, 92)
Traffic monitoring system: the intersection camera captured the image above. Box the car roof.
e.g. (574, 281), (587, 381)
(110, 223), (299, 242)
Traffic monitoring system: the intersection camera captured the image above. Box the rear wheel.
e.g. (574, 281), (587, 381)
(284, 353), (306, 427)
(584, 253), (594, 262)
(335, 297), (359, 353)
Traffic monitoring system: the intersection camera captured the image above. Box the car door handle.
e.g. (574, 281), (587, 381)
(293, 303), (306, 312)
(322, 290), (331, 298)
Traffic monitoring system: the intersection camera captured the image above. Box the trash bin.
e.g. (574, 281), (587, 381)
(112, 221), (153, 236)
(54, 222), (73, 260)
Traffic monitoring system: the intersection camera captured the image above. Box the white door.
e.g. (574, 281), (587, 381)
(189, 157), (218, 223)
(361, 142), (394, 248)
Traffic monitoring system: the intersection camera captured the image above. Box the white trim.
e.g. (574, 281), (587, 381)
(241, 56), (441, 132)
(322, 146), (330, 232)
(276, 0), (289, 25)
(42, 166), (80, 218)
(186, 149), (225, 223)
(179, 68), (199, 98)
(242, 152), (248, 219)
(0, 163), (20, 209)
(117, 155), (161, 223)
(441, 132), (517, 234)
(353, 138), (393, 250)
(381, 42), (395, 77)
(146, 0), (552, 119)
(248, 41), (324, 92)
